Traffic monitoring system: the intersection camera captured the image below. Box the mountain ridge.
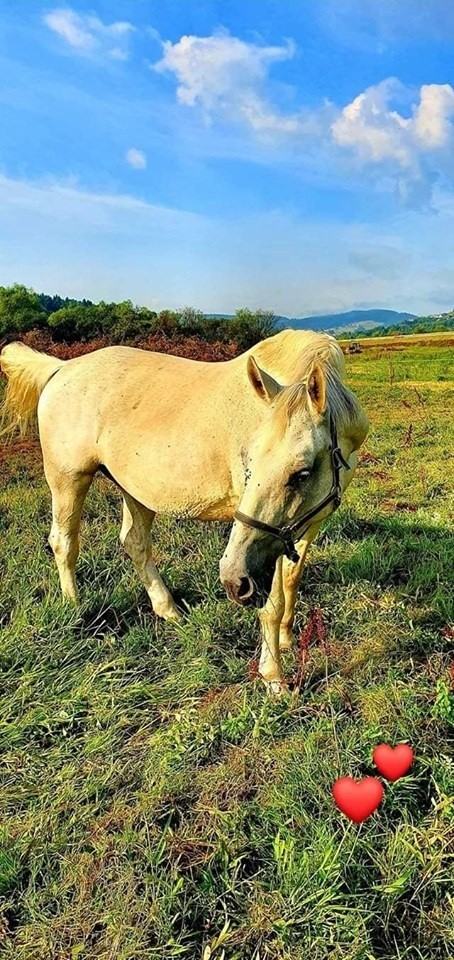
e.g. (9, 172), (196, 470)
(207, 309), (418, 334)
(277, 309), (417, 333)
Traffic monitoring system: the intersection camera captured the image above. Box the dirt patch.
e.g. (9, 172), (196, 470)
(381, 500), (419, 513)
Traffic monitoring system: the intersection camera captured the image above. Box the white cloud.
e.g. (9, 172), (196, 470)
(44, 8), (95, 50)
(43, 7), (134, 60)
(413, 83), (454, 148)
(332, 79), (413, 167)
(152, 31), (453, 205)
(0, 173), (203, 229)
(0, 173), (213, 308)
(109, 47), (129, 62)
(239, 92), (300, 133)
(126, 148), (147, 169)
(153, 30), (300, 135)
(332, 78), (454, 168)
(0, 174), (453, 315)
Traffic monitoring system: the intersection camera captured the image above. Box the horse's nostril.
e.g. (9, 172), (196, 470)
(223, 577), (255, 604)
(238, 576), (254, 600)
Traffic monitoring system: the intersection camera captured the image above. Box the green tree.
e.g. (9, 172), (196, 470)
(198, 315), (225, 342)
(179, 306), (205, 331)
(47, 304), (100, 342)
(0, 284), (47, 336)
(110, 301), (157, 342)
(229, 308), (278, 350)
(154, 309), (181, 337)
(37, 293), (94, 316)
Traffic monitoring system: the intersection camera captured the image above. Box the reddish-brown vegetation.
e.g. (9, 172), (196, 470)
(294, 607), (329, 689)
(358, 451), (381, 466)
(13, 329), (240, 363)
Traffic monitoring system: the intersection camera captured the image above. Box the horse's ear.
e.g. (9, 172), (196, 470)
(247, 356), (283, 403)
(307, 363), (326, 415)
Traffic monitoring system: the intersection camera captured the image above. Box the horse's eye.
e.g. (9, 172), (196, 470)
(288, 468), (310, 488)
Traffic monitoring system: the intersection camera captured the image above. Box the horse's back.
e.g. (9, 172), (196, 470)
(36, 342), (237, 498)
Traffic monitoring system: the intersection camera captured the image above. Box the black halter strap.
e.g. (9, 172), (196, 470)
(233, 414), (350, 563)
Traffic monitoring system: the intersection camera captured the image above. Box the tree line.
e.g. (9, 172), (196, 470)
(0, 284), (279, 351)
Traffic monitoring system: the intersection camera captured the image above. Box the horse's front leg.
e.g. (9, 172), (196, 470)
(258, 556), (287, 694)
(279, 523), (322, 650)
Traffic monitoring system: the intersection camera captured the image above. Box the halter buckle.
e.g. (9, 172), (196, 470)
(284, 541), (300, 563)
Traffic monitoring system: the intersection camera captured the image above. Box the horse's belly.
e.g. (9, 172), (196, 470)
(195, 493), (238, 521)
(99, 437), (240, 521)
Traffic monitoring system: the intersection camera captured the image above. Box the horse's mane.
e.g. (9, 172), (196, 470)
(249, 327), (365, 436)
(250, 327), (345, 382)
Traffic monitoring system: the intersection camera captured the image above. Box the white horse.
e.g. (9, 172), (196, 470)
(0, 329), (368, 693)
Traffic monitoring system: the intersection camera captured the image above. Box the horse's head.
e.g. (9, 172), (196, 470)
(220, 354), (368, 607)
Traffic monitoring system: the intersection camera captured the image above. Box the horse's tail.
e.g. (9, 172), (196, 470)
(0, 341), (65, 438)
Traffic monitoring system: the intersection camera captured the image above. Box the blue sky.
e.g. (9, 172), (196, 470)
(1, 1), (453, 316)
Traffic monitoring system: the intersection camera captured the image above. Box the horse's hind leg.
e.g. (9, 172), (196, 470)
(120, 491), (182, 621)
(47, 471), (94, 602)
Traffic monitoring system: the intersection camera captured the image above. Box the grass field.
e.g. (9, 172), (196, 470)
(0, 341), (453, 959)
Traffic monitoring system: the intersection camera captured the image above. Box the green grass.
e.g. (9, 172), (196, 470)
(0, 344), (453, 959)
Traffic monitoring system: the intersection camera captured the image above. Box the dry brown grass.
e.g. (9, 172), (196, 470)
(339, 331), (454, 351)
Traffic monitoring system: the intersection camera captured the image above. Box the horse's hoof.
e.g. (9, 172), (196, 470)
(279, 635), (295, 652)
(263, 679), (290, 697)
(278, 624), (296, 650)
(167, 608), (184, 622)
(155, 603), (184, 622)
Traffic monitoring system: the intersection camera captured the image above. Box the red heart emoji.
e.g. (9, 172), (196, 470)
(332, 776), (384, 823)
(373, 744), (414, 781)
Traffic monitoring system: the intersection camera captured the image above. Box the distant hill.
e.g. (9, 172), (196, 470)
(338, 310), (454, 339)
(207, 309), (418, 334)
(279, 309), (417, 334)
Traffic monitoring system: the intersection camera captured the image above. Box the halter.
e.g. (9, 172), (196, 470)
(233, 413), (350, 564)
